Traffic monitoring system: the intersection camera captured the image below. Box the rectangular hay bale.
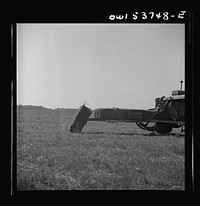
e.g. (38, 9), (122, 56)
(114, 109), (128, 120)
(94, 108), (115, 120)
(127, 109), (144, 120)
(69, 104), (92, 133)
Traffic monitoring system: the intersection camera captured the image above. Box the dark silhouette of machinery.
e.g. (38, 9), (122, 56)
(70, 81), (185, 135)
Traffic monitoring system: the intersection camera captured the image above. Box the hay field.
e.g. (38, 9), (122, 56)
(17, 105), (185, 190)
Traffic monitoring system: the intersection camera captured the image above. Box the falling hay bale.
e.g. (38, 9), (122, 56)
(69, 104), (92, 133)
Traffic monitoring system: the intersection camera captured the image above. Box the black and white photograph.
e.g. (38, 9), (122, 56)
(15, 17), (188, 191)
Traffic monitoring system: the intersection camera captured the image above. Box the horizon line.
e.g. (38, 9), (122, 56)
(17, 104), (80, 110)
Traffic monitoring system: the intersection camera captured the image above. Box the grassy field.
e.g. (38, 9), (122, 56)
(17, 105), (185, 190)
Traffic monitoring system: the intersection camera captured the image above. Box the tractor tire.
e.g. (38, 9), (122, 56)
(155, 123), (173, 135)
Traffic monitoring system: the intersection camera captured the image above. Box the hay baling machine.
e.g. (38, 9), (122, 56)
(69, 81), (185, 135)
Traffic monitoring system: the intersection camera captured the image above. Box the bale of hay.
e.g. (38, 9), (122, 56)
(95, 108), (128, 120)
(69, 104), (92, 133)
(94, 108), (115, 120)
(127, 109), (144, 120)
(114, 109), (128, 120)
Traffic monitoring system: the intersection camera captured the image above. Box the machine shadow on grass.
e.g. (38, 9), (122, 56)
(81, 131), (183, 137)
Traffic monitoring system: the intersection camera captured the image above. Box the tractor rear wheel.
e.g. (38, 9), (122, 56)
(155, 123), (173, 135)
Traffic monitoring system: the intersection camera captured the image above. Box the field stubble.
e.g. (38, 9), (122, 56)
(17, 106), (185, 190)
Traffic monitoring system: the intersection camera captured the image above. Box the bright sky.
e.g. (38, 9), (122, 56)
(17, 23), (185, 109)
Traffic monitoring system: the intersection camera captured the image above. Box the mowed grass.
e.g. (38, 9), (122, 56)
(17, 106), (185, 190)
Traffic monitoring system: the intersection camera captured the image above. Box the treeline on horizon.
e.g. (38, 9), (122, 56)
(17, 104), (79, 111)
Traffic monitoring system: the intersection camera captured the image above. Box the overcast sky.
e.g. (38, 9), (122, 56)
(17, 23), (185, 109)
